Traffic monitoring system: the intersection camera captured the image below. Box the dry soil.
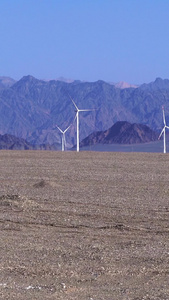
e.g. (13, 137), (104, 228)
(0, 150), (169, 300)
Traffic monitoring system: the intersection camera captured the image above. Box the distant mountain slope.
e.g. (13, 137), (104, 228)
(79, 121), (159, 147)
(0, 134), (33, 150)
(0, 75), (168, 147)
(0, 133), (59, 150)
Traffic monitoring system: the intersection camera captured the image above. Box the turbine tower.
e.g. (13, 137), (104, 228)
(56, 125), (71, 151)
(158, 106), (169, 153)
(70, 97), (94, 152)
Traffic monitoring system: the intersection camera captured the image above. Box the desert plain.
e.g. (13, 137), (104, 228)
(0, 150), (169, 300)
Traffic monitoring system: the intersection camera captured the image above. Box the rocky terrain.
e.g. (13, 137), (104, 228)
(0, 151), (169, 299)
(80, 121), (159, 147)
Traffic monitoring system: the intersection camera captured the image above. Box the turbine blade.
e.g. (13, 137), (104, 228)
(63, 124), (71, 133)
(162, 106), (166, 125)
(56, 125), (64, 134)
(73, 112), (77, 121)
(158, 127), (165, 140)
(79, 109), (94, 112)
(69, 95), (79, 111)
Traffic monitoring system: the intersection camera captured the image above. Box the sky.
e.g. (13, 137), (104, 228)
(1, 0), (169, 84)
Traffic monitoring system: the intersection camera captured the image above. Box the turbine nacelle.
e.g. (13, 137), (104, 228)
(69, 96), (95, 152)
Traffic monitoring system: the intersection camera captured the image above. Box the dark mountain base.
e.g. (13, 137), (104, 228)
(80, 121), (159, 147)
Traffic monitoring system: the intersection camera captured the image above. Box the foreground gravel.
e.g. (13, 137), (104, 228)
(0, 150), (169, 300)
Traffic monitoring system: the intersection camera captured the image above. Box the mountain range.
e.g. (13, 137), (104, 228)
(0, 122), (159, 150)
(0, 75), (168, 147)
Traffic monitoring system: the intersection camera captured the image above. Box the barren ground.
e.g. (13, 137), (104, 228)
(0, 150), (169, 300)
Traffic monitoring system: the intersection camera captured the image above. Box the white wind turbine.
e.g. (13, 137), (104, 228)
(70, 97), (94, 152)
(158, 106), (169, 153)
(55, 124), (71, 151)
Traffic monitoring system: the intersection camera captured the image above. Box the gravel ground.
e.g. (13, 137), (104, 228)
(0, 150), (169, 300)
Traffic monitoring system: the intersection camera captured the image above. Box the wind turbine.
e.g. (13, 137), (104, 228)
(70, 97), (94, 152)
(55, 124), (71, 151)
(158, 106), (169, 153)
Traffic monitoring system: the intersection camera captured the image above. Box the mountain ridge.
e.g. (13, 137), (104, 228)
(0, 75), (168, 147)
(0, 133), (59, 150)
(79, 121), (159, 147)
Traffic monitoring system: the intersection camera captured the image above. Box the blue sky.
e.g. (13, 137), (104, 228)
(1, 0), (169, 84)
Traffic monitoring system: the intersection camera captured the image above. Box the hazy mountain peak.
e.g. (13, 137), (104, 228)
(19, 75), (39, 82)
(55, 77), (75, 83)
(114, 81), (138, 89)
(140, 77), (169, 90)
(0, 76), (16, 88)
(155, 77), (163, 82)
(108, 81), (138, 89)
(12, 75), (43, 92)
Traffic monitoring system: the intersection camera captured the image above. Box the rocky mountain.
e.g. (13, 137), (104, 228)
(0, 75), (168, 147)
(0, 134), (33, 150)
(0, 134), (59, 150)
(79, 121), (159, 147)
